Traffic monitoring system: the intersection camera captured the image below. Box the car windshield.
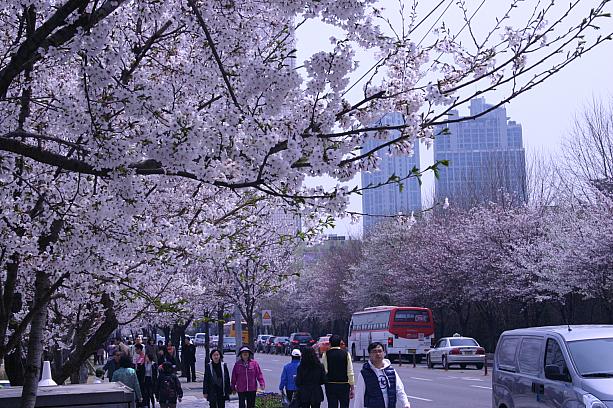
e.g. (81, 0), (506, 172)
(295, 335), (311, 341)
(567, 338), (613, 376)
(449, 338), (479, 347)
(277, 337), (288, 342)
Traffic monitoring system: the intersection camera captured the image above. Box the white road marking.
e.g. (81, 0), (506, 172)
(462, 377), (484, 382)
(408, 395), (433, 402)
(272, 359), (280, 362)
(409, 377), (432, 381)
(262, 368), (273, 371)
(470, 385), (492, 390)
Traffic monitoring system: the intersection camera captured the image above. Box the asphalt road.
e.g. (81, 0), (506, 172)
(183, 348), (492, 408)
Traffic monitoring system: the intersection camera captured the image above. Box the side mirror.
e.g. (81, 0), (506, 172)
(545, 365), (571, 382)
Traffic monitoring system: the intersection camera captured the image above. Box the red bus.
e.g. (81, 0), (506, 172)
(348, 306), (435, 363)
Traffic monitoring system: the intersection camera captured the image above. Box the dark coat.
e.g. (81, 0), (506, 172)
(203, 361), (232, 401)
(295, 363), (327, 404)
(182, 343), (197, 363)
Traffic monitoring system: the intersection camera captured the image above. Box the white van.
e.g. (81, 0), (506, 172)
(493, 325), (613, 408)
(194, 333), (206, 346)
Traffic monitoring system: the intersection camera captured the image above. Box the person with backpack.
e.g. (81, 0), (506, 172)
(203, 349), (232, 408)
(352, 342), (410, 408)
(231, 346), (265, 408)
(155, 361), (183, 408)
(295, 348), (327, 408)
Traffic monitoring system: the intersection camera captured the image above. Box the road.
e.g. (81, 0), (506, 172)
(188, 348), (492, 408)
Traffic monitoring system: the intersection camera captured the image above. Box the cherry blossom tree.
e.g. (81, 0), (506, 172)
(1, 0), (611, 406)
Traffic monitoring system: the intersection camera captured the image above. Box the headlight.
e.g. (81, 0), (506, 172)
(583, 394), (607, 408)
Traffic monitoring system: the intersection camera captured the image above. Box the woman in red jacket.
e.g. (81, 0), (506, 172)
(231, 346), (266, 408)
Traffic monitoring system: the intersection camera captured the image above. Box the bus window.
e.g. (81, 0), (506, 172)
(394, 310), (430, 322)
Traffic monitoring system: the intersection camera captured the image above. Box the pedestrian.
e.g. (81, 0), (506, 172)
(231, 346), (265, 408)
(295, 348), (327, 408)
(322, 335), (355, 408)
(117, 338), (130, 356)
(143, 353), (158, 408)
(103, 351), (122, 382)
(134, 343), (146, 367)
(352, 342), (410, 408)
(112, 354), (143, 405)
(203, 349), (232, 408)
(96, 344), (106, 365)
(156, 361), (183, 408)
(146, 338), (157, 359)
(164, 343), (178, 373)
(182, 337), (197, 382)
(279, 349), (301, 401)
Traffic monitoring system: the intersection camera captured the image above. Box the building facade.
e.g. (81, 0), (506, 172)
(434, 98), (527, 208)
(361, 112), (423, 231)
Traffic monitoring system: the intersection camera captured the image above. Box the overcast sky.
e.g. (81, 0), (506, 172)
(295, 0), (613, 237)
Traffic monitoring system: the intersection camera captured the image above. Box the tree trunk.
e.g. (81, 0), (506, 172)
(20, 270), (51, 408)
(54, 294), (118, 384)
(0, 255), (19, 362)
(246, 315), (255, 350)
(217, 306), (225, 353)
(204, 318), (210, 364)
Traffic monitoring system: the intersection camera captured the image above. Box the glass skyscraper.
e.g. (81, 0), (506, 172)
(434, 98), (526, 208)
(361, 112), (423, 231)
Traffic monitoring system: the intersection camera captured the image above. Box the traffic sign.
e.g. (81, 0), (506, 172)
(262, 310), (272, 326)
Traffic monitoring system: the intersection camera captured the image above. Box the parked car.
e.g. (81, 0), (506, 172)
(223, 337), (237, 354)
(426, 335), (485, 369)
(313, 335), (346, 357)
(288, 332), (315, 351)
(256, 335), (273, 352)
(493, 325), (613, 408)
(194, 333), (206, 346)
(210, 335), (219, 349)
(264, 336), (277, 353)
(273, 337), (290, 354)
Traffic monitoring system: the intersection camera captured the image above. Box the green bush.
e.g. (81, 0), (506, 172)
(256, 392), (283, 408)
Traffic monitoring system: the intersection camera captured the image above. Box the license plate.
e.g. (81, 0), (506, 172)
(462, 351), (474, 355)
(407, 349), (416, 354)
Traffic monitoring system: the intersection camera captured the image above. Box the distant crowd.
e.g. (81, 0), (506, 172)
(100, 335), (412, 408)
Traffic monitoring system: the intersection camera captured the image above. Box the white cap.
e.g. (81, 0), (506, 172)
(291, 349), (302, 357)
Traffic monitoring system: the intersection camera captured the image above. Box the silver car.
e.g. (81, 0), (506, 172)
(426, 335), (485, 369)
(493, 325), (613, 408)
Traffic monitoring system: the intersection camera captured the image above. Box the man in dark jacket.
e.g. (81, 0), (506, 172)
(103, 351), (122, 382)
(182, 337), (197, 382)
(322, 335), (354, 408)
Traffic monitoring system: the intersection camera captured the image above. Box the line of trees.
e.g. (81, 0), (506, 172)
(262, 98), (613, 352)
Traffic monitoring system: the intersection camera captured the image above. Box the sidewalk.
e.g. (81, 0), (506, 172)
(176, 374), (240, 408)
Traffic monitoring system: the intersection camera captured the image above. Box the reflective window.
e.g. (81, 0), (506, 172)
(498, 337), (520, 368)
(545, 338), (569, 378)
(518, 338), (542, 375)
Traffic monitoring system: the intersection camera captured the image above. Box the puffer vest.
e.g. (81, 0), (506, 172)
(361, 362), (397, 408)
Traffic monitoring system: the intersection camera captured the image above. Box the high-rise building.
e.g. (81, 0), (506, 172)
(434, 98), (526, 208)
(361, 112), (423, 231)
